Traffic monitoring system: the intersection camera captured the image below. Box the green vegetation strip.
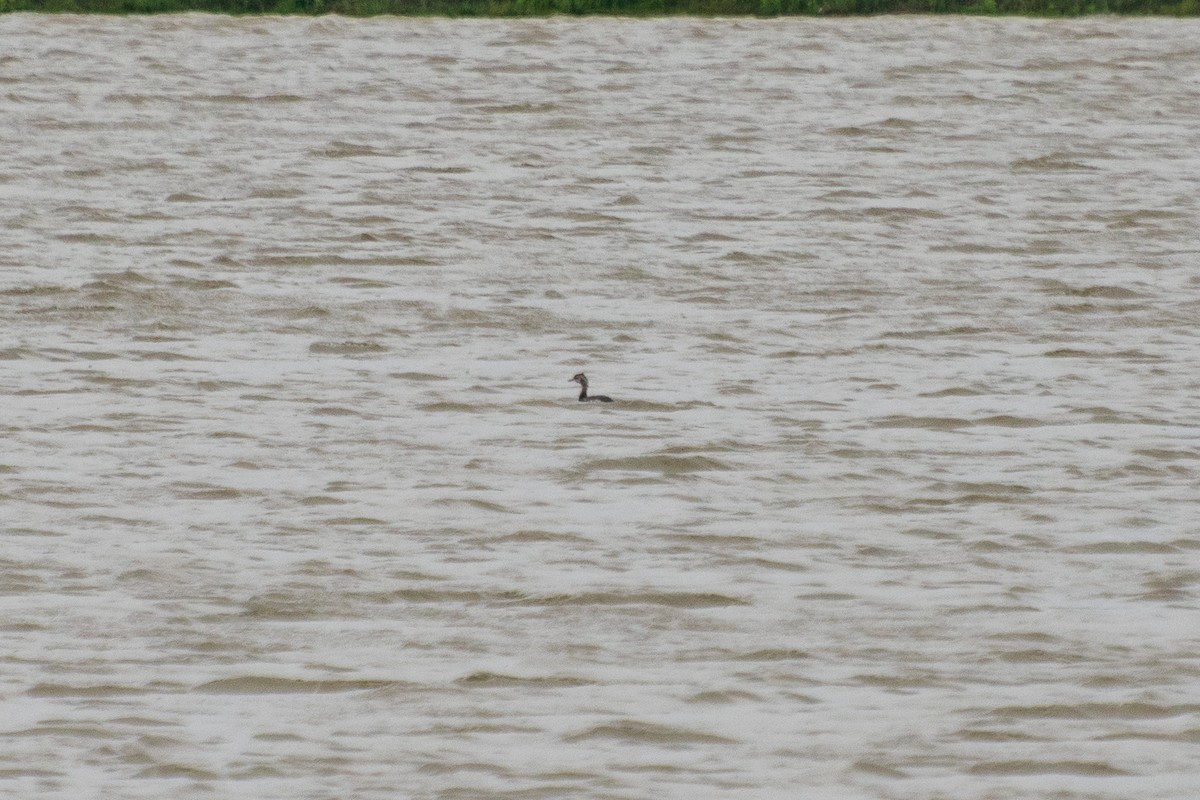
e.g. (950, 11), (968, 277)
(2, 0), (1197, 18)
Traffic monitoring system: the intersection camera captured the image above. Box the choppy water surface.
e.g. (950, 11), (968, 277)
(2, 12), (1199, 798)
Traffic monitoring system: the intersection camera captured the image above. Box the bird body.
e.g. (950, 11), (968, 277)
(570, 372), (613, 403)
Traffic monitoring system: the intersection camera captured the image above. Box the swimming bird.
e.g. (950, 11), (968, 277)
(570, 372), (613, 403)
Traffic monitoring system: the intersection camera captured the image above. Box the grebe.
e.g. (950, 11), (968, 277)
(570, 372), (613, 403)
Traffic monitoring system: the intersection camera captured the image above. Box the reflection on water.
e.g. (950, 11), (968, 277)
(2, 13), (1199, 800)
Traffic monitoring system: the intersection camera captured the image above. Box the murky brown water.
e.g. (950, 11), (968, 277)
(2, 12), (1199, 799)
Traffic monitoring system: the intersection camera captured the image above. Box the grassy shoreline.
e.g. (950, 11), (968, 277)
(2, 0), (1197, 14)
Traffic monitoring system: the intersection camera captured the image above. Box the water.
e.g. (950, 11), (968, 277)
(2, 12), (1199, 799)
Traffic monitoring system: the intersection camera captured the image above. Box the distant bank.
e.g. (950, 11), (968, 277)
(3, 0), (1198, 15)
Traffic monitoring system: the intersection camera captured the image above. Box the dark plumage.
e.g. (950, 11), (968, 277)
(570, 372), (613, 403)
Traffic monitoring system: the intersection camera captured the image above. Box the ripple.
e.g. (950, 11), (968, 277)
(196, 676), (404, 694)
(580, 454), (732, 474)
(564, 719), (737, 745)
(967, 760), (1130, 776)
(513, 591), (747, 609)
